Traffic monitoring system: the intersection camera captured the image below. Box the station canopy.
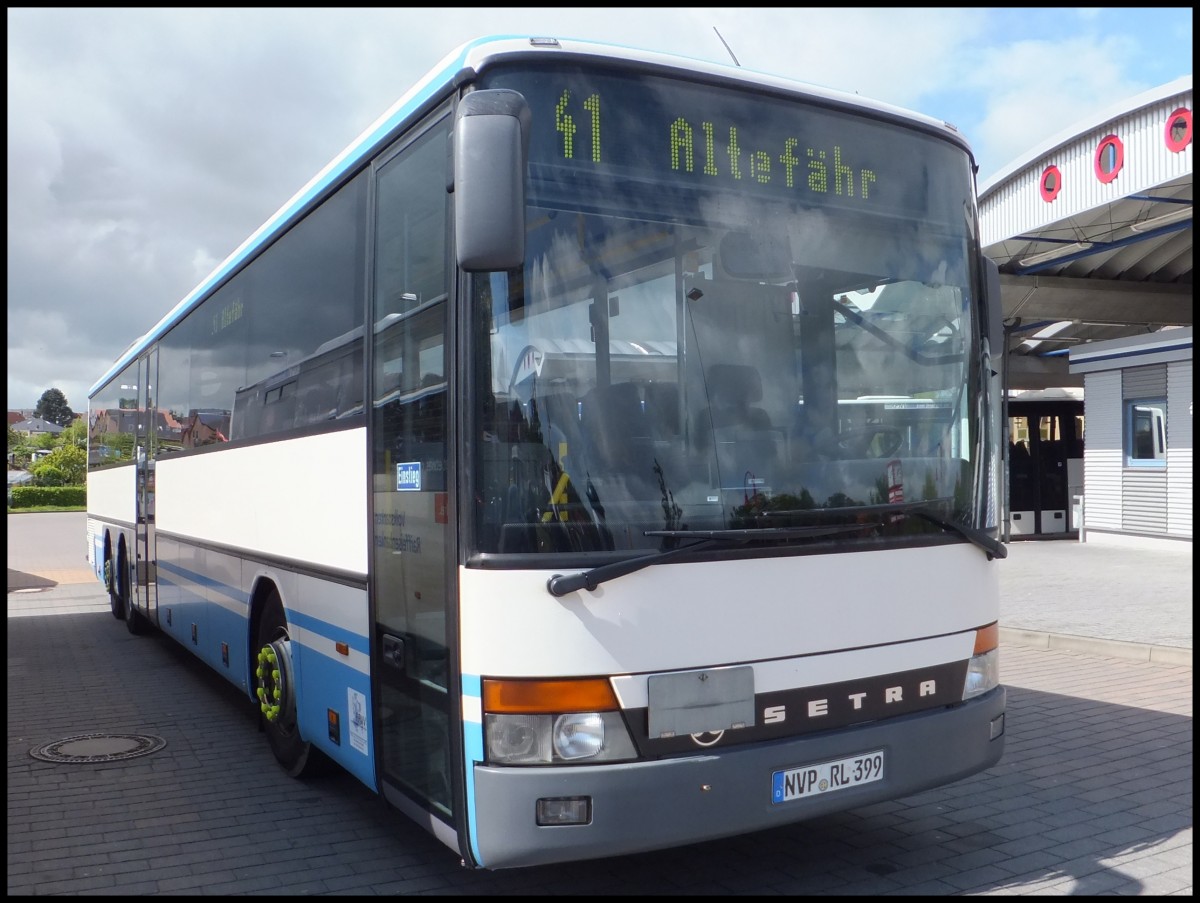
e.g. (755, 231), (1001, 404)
(978, 76), (1192, 390)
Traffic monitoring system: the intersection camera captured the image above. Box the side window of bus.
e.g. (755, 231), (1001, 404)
(86, 362), (140, 469)
(223, 172), (368, 443)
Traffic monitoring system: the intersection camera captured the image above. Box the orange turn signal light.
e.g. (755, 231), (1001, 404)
(483, 677), (619, 714)
(974, 622), (999, 655)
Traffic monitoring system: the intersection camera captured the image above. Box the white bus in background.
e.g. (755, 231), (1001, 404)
(86, 35), (1007, 870)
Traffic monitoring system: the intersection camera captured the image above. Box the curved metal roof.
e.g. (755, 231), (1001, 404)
(979, 77), (1192, 390)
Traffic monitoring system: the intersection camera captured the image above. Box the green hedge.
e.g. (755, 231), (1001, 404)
(9, 485), (86, 507)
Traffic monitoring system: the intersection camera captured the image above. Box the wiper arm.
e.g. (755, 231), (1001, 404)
(904, 505), (1007, 560)
(546, 524), (875, 597)
(762, 500), (1007, 560)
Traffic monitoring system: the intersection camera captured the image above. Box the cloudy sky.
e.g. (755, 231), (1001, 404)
(7, 7), (1193, 413)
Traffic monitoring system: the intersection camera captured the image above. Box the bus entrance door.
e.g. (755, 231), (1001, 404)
(133, 349), (157, 615)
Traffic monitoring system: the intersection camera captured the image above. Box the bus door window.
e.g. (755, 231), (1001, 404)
(370, 116), (453, 818)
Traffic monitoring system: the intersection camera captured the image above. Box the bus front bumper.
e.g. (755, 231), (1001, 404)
(468, 686), (1005, 869)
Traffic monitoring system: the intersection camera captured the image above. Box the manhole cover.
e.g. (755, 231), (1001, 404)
(30, 733), (166, 763)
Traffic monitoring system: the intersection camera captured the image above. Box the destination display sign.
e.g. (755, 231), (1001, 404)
(479, 64), (973, 226)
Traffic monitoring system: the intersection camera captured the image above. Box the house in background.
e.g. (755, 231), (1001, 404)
(11, 415), (65, 438)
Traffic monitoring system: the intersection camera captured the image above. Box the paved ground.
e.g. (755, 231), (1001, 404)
(7, 513), (1193, 895)
(998, 532), (1192, 665)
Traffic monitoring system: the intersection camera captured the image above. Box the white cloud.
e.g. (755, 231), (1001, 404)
(6, 7), (1193, 409)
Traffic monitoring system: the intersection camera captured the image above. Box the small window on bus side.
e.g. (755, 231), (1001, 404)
(1126, 399), (1166, 466)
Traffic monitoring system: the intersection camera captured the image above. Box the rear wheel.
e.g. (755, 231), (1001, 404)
(105, 550), (123, 620)
(119, 549), (147, 635)
(255, 590), (326, 778)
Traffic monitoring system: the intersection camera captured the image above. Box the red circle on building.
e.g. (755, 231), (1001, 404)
(1039, 165), (1062, 202)
(1094, 135), (1123, 183)
(1164, 108), (1192, 153)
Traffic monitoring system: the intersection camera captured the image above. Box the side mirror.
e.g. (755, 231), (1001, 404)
(453, 89), (531, 272)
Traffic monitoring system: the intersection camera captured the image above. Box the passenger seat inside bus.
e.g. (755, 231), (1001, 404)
(695, 364), (782, 487)
(695, 364), (773, 444)
(579, 382), (658, 494)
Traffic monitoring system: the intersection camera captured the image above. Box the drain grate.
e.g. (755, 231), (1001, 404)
(30, 733), (166, 764)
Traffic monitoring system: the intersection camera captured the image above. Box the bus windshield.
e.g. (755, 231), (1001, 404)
(470, 64), (981, 557)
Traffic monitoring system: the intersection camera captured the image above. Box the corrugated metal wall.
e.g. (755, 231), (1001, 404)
(1082, 371), (1122, 531)
(1084, 363), (1191, 539)
(1167, 360), (1193, 538)
(981, 85), (1193, 246)
(1121, 365), (1168, 534)
(1121, 364), (1168, 399)
(1122, 469), (1168, 533)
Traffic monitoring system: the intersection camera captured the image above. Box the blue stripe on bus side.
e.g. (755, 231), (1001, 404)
(155, 558), (370, 655)
(293, 639), (377, 790)
(156, 558), (251, 608)
(461, 672), (485, 866)
(156, 557), (377, 790)
(287, 609), (370, 657)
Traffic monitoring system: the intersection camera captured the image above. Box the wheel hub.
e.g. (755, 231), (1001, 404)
(255, 638), (295, 724)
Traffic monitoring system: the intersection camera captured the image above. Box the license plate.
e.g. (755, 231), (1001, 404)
(771, 750), (885, 803)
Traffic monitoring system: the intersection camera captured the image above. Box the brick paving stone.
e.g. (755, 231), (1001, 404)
(8, 515), (1192, 895)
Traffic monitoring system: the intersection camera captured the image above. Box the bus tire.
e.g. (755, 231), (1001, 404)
(254, 590), (327, 778)
(120, 549), (147, 635)
(105, 548), (123, 620)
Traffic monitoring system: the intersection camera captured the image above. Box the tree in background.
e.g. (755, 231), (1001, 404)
(30, 444), (86, 486)
(60, 418), (87, 448)
(8, 425), (36, 468)
(34, 388), (77, 427)
(8, 407), (86, 475)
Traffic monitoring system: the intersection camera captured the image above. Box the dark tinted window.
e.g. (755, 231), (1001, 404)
(151, 170), (368, 447)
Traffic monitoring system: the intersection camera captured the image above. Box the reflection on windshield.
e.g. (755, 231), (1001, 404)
(471, 207), (979, 557)
(469, 65), (981, 558)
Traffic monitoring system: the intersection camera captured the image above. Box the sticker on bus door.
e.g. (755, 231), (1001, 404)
(396, 462), (422, 492)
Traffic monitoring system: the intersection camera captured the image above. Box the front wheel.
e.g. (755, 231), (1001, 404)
(255, 590), (326, 778)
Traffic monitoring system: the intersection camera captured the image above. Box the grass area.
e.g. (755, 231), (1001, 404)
(7, 505), (86, 513)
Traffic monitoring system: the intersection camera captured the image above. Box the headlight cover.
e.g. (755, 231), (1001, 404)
(962, 647), (999, 700)
(485, 711), (637, 764)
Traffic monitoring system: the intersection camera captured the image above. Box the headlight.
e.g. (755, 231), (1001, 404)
(963, 648), (999, 699)
(962, 623), (1000, 700)
(482, 678), (638, 765)
(554, 712), (604, 759)
(485, 713), (552, 764)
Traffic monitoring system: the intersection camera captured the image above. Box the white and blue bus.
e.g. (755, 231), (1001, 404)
(86, 35), (1008, 869)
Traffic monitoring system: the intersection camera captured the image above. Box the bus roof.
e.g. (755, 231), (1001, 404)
(91, 34), (973, 397)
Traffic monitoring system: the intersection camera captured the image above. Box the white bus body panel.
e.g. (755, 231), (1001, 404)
(459, 543), (996, 679)
(86, 465), (136, 526)
(154, 428), (367, 575)
(86, 465), (137, 575)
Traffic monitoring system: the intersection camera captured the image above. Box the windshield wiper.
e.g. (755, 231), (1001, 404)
(545, 524), (876, 596)
(903, 504), (1007, 560)
(761, 500), (1006, 560)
